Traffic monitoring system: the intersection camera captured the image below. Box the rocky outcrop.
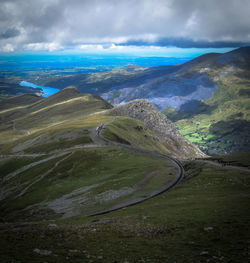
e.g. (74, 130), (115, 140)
(109, 99), (206, 159)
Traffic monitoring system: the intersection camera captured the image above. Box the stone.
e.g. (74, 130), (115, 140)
(33, 248), (52, 256)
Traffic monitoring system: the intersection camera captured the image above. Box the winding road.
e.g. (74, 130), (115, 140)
(87, 120), (185, 217)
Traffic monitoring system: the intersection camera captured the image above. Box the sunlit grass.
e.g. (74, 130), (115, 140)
(102, 116), (170, 154)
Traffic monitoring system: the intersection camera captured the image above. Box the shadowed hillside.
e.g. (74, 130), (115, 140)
(169, 47), (250, 155)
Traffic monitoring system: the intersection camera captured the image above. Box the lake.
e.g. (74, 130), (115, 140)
(20, 81), (59, 97)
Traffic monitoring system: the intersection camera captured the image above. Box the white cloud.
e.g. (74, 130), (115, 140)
(109, 43), (125, 50)
(1, 43), (14, 52)
(25, 42), (63, 52)
(78, 44), (104, 50)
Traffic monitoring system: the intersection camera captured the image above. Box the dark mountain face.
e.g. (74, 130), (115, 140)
(42, 61), (218, 111)
(214, 46), (250, 68)
(97, 46), (250, 155)
(169, 47), (250, 155)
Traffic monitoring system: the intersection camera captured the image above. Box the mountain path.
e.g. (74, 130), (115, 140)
(16, 153), (73, 199)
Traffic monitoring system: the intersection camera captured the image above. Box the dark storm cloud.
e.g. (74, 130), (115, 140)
(122, 38), (250, 48)
(0, 0), (250, 51)
(0, 28), (20, 39)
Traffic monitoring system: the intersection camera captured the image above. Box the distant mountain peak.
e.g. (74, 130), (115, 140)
(63, 85), (79, 91)
(43, 85), (81, 102)
(56, 85), (80, 95)
(215, 46), (250, 67)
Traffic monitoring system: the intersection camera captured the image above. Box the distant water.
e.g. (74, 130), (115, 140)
(1, 49), (233, 97)
(20, 81), (59, 97)
(10, 54), (192, 97)
(0, 54), (191, 74)
(0, 48), (234, 75)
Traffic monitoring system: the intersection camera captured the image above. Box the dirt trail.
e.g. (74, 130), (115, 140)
(3, 152), (70, 182)
(16, 153), (72, 199)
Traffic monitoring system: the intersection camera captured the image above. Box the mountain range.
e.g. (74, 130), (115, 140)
(0, 86), (204, 158)
(32, 47), (250, 155)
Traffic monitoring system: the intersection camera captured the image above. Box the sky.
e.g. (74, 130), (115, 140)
(0, 0), (250, 54)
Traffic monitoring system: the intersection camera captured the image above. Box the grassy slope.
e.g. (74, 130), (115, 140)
(0, 147), (175, 220)
(0, 104), (175, 156)
(0, 155), (50, 178)
(0, 160), (249, 262)
(0, 93), (110, 130)
(0, 88), (112, 153)
(0, 111), (113, 154)
(208, 151), (250, 167)
(0, 93), (42, 110)
(102, 116), (170, 154)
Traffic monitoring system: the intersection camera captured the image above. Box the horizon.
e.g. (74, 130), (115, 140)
(0, 47), (237, 73)
(0, 46), (236, 57)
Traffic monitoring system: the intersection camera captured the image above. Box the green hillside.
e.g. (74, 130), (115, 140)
(102, 116), (170, 154)
(0, 87), (249, 262)
(0, 86), (112, 151)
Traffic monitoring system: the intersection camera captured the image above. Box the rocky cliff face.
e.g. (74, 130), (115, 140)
(109, 99), (206, 159)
